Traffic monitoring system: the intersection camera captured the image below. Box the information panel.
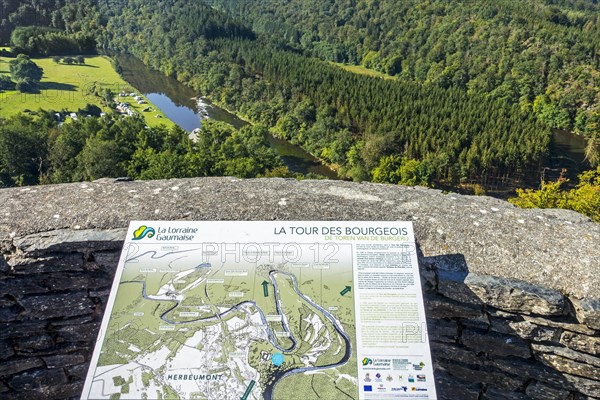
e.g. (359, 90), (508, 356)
(82, 221), (436, 400)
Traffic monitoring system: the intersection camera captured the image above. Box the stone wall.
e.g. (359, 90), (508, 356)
(1, 178), (599, 399)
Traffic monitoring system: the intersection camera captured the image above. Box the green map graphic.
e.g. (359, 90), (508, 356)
(85, 243), (358, 400)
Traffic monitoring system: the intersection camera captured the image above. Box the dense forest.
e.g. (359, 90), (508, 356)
(0, 0), (98, 45)
(82, 0), (549, 188)
(0, 112), (282, 187)
(210, 0), (600, 139)
(0, 0), (598, 200)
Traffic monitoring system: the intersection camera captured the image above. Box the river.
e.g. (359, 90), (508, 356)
(114, 54), (591, 190)
(114, 54), (339, 179)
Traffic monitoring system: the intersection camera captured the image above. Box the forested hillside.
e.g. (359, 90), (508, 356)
(1, 0), (598, 195)
(210, 0), (600, 138)
(0, 0), (98, 45)
(85, 0), (549, 188)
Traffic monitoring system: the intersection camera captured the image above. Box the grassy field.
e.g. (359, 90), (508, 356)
(0, 54), (174, 128)
(330, 62), (396, 80)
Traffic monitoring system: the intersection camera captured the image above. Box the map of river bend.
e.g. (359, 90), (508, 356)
(83, 240), (357, 399)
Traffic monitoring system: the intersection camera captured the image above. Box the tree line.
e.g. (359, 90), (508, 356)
(91, 0), (549, 189)
(0, 0), (596, 192)
(10, 26), (96, 56)
(0, 112), (283, 187)
(209, 0), (600, 141)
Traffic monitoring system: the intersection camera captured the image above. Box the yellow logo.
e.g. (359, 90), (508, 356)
(132, 225), (156, 240)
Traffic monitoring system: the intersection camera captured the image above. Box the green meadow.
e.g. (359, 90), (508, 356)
(330, 62), (396, 80)
(0, 54), (174, 128)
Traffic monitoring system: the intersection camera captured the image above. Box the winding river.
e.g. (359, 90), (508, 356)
(113, 55), (591, 195)
(114, 54), (339, 179)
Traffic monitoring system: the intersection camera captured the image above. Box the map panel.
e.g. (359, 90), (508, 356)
(82, 221), (437, 400)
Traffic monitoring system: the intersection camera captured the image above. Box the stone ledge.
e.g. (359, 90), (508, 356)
(0, 178), (598, 300)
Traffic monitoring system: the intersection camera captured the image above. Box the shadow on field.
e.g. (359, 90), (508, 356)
(62, 63), (99, 68)
(39, 82), (77, 91)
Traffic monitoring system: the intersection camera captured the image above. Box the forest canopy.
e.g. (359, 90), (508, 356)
(0, 0), (598, 214)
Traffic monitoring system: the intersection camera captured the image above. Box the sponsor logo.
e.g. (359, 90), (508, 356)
(134, 225), (199, 241)
(411, 387), (428, 392)
(386, 374), (393, 382)
(408, 374), (415, 383)
(362, 358), (392, 368)
(412, 362), (425, 371)
(392, 358), (411, 370)
(133, 225), (155, 240)
(391, 386), (408, 392)
(364, 385), (373, 392)
(364, 373), (371, 382)
(417, 374), (426, 382)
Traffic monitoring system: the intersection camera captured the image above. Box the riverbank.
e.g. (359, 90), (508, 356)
(0, 54), (172, 127)
(196, 95), (342, 179)
(111, 53), (340, 178)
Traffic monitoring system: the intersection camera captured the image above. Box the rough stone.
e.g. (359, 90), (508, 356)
(525, 381), (571, 400)
(461, 329), (531, 358)
(482, 388), (529, 400)
(88, 288), (111, 299)
(465, 274), (567, 315)
(437, 360), (525, 390)
(49, 314), (95, 327)
(35, 272), (113, 292)
(522, 315), (598, 335)
(42, 354), (85, 368)
(0, 339), (15, 359)
(8, 254), (84, 274)
(0, 278), (48, 298)
(434, 369), (481, 400)
(14, 342), (92, 357)
(419, 267), (437, 289)
(0, 321), (47, 339)
(430, 341), (481, 364)
(0, 256), (9, 274)
(536, 352), (600, 380)
(18, 292), (93, 319)
(8, 368), (67, 391)
(53, 322), (100, 342)
(0, 357), (44, 377)
(1, 177), (600, 399)
(427, 319), (459, 343)
(508, 320), (559, 342)
(533, 344), (600, 367)
(561, 331), (600, 355)
(564, 374), (600, 398)
(425, 293), (484, 320)
(491, 356), (572, 389)
(14, 335), (54, 353)
(90, 251), (120, 271)
(13, 229), (126, 257)
(0, 178), (598, 299)
(460, 314), (491, 330)
(0, 305), (21, 322)
(66, 363), (90, 380)
(573, 298), (600, 330)
(4, 382), (83, 400)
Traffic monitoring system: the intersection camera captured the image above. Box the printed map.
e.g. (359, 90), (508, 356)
(84, 241), (358, 400)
